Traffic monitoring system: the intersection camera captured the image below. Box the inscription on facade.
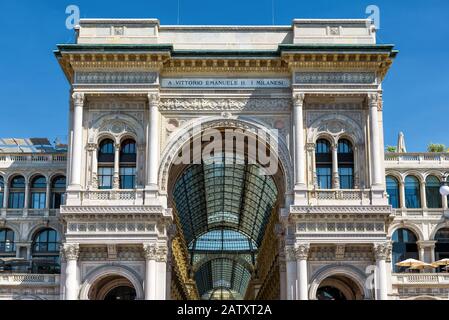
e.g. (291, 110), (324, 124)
(161, 78), (291, 88)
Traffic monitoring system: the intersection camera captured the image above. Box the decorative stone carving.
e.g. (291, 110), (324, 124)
(373, 242), (392, 260)
(295, 243), (310, 260)
(148, 93), (160, 105)
(335, 244), (346, 260)
(292, 93), (305, 106)
(72, 92), (84, 106)
(74, 72), (157, 84)
(158, 98), (292, 112)
(368, 93), (381, 111)
(295, 72), (376, 84)
(142, 243), (168, 262)
(62, 243), (80, 261)
(285, 246), (296, 261)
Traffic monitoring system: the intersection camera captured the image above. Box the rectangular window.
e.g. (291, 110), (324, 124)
(120, 167), (136, 189)
(98, 167), (113, 189)
(339, 167), (354, 189)
(0, 193), (3, 208)
(8, 192), (24, 209)
(317, 166), (332, 189)
(387, 187), (400, 209)
(52, 192), (65, 209)
(31, 192), (46, 209)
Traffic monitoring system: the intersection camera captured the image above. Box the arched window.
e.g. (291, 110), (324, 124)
(0, 176), (4, 209)
(8, 176), (25, 209)
(119, 139), (136, 189)
(316, 139), (332, 189)
(392, 228), (419, 273)
(426, 176), (442, 209)
(338, 139), (354, 189)
(30, 176), (47, 209)
(435, 228), (449, 270)
(0, 228), (15, 255)
(98, 139), (114, 190)
(51, 176), (66, 209)
(32, 229), (60, 274)
(405, 176), (421, 208)
(386, 176), (400, 209)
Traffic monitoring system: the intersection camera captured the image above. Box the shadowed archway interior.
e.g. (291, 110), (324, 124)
(172, 152), (278, 300)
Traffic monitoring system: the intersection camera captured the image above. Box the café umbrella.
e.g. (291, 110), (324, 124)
(409, 262), (436, 270)
(395, 258), (427, 268)
(432, 258), (449, 271)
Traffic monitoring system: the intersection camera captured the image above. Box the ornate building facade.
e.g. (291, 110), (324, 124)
(0, 18), (448, 300)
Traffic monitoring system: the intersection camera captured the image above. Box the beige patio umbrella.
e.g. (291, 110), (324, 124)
(409, 262), (436, 271)
(395, 258), (426, 268)
(432, 258), (449, 271)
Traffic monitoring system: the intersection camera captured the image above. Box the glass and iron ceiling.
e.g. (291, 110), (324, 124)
(173, 153), (278, 300)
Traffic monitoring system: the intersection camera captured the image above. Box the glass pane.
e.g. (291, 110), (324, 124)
(10, 176), (25, 188)
(386, 176), (400, 208)
(31, 176), (46, 188)
(405, 176), (421, 208)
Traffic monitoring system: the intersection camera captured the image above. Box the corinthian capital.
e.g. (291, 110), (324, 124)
(367, 93), (379, 107)
(285, 246), (296, 261)
(148, 93), (160, 105)
(62, 243), (80, 261)
(143, 243), (168, 262)
(292, 93), (305, 107)
(373, 242), (392, 261)
(72, 92), (85, 106)
(295, 243), (310, 260)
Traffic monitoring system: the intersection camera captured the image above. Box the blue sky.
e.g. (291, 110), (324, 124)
(0, 0), (448, 151)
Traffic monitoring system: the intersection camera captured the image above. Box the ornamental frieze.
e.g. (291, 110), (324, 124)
(74, 71), (158, 84)
(158, 98), (292, 112)
(295, 72), (376, 84)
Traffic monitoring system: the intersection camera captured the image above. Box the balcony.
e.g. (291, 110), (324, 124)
(392, 273), (449, 286)
(1, 208), (60, 218)
(78, 189), (145, 205)
(0, 153), (66, 169)
(385, 153), (449, 169)
(0, 273), (60, 286)
(308, 189), (372, 205)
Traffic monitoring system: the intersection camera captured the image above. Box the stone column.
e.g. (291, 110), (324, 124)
(368, 94), (382, 187)
(295, 243), (310, 300)
(399, 180), (406, 208)
(2, 182), (8, 209)
(23, 181), (30, 215)
(143, 243), (157, 300)
(331, 144), (339, 189)
(45, 178), (51, 209)
(63, 243), (80, 300)
(69, 93), (85, 188)
(113, 143), (121, 189)
(293, 93), (306, 188)
(285, 246), (297, 300)
(374, 242), (391, 300)
(420, 181), (427, 209)
(353, 145), (360, 189)
(87, 143), (98, 189)
(156, 244), (168, 300)
(146, 93), (160, 188)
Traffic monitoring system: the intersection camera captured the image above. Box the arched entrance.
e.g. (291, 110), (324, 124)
(316, 275), (364, 300)
(88, 275), (137, 300)
(163, 121), (290, 300)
